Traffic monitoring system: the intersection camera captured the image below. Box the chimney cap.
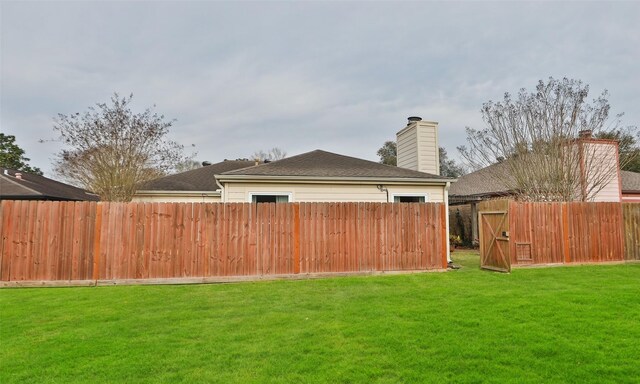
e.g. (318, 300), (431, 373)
(407, 116), (422, 124)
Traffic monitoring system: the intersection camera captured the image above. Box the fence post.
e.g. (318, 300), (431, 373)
(92, 203), (103, 282)
(294, 204), (301, 274)
(562, 203), (571, 264)
(441, 204), (448, 269)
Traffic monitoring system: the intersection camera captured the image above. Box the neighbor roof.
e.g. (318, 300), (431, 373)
(621, 170), (640, 193)
(219, 150), (452, 181)
(448, 161), (513, 198)
(450, 163), (639, 199)
(0, 168), (99, 201)
(138, 160), (257, 191)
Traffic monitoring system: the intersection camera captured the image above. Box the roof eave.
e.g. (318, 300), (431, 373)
(134, 190), (222, 196)
(215, 174), (453, 185)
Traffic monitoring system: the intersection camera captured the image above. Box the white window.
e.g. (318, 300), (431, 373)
(249, 193), (292, 203)
(392, 194), (428, 203)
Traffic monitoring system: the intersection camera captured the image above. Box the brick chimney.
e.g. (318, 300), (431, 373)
(396, 116), (440, 175)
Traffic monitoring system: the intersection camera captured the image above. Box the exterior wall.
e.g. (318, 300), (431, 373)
(583, 142), (621, 202)
(223, 182), (446, 203)
(396, 120), (439, 175)
(132, 193), (221, 203)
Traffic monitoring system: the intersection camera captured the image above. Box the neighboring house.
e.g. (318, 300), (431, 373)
(449, 134), (632, 243)
(134, 117), (454, 204)
(621, 170), (640, 202)
(0, 167), (99, 201)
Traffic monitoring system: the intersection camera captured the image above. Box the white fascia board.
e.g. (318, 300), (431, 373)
(134, 190), (221, 197)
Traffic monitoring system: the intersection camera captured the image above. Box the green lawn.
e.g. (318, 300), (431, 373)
(1, 251), (639, 383)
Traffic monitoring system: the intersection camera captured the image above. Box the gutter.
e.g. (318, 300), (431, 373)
(215, 174), (455, 185)
(135, 190), (221, 196)
(215, 178), (225, 202)
(134, 190), (221, 203)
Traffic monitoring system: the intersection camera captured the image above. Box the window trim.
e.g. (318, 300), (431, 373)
(248, 192), (293, 203)
(391, 193), (429, 203)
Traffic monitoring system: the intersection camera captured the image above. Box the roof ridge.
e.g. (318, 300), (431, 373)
(218, 149), (452, 180)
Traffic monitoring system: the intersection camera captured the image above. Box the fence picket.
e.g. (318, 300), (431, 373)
(2, 201), (468, 284)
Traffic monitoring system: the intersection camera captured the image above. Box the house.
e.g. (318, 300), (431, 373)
(621, 170), (640, 202)
(449, 133), (633, 243)
(0, 167), (99, 201)
(133, 117), (454, 204)
(133, 160), (257, 203)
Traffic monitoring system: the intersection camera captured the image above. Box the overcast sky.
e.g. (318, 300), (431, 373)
(1, 1), (639, 176)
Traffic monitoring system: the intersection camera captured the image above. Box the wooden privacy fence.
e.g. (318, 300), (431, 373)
(624, 203), (640, 261)
(479, 200), (640, 272)
(0, 201), (448, 285)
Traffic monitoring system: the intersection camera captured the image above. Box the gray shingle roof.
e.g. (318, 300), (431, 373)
(138, 160), (257, 191)
(220, 150), (452, 180)
(621, 170), (640, 192)
(450, 164), (640, 197)
(0, 168), (99, 201)
(448, 161), (513, 197)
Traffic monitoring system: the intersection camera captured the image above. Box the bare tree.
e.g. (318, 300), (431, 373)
(53, 93), (187, 201)
(174, 159), (202, 173)
(251, 147), (287, 162)
(458, 77), (635, 201)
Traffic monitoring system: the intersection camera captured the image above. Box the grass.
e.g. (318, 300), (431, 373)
(1, 251), (639, 383)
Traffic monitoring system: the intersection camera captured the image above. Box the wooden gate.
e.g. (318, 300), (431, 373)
(479, 211), (511, 272)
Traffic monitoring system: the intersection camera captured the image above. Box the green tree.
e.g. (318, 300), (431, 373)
(439, 147), (466, 177)
(0, 133), (43, 175)
(377, 141), (397, 166)
(53, 93), (187, 201)
(596, 128), (640, 172)
(376, 140), (465, 176)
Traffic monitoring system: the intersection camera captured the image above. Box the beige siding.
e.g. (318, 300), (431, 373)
(584, 142), (621, 202)
(397, 128), (419, 171)
(396, 120), (439, 175)
(224, 182), (446, 203)
(132, 193), (222, 203)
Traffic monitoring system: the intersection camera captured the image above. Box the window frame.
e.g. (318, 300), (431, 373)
(391, 193), (429, 203)
(248, 192), (293, 203)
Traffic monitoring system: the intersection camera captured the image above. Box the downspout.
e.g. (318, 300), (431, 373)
(445, 181), (452, 264)
(215, 177), (225, 202)
(377, 184), (389, 202)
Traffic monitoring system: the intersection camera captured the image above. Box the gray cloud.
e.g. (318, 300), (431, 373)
(2, 1), (638, 176)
